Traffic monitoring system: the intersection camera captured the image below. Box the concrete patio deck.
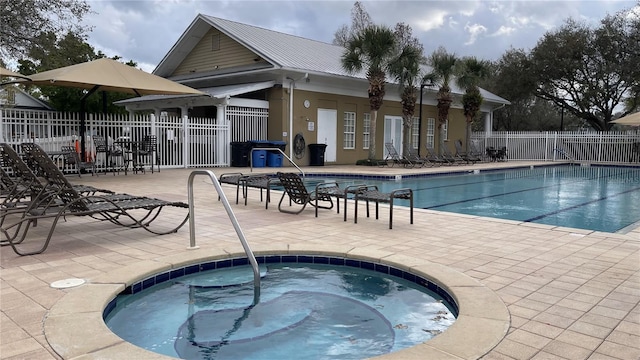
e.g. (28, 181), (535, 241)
(1, 162), (638, 360)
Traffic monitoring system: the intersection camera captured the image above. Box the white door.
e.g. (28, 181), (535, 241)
(317, 109), (337, 162)
(384, 115), (403, 156)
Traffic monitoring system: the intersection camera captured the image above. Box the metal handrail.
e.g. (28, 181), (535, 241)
(187, 170), (260, 304)
(249, 147), (304, 177)
(553, 147), (576, 163)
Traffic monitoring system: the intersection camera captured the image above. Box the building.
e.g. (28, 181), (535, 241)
(117, 14), (509, 165)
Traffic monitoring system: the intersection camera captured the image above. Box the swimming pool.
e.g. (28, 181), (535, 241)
(104, 257), (457, 360)
(308, 165), (640, 233)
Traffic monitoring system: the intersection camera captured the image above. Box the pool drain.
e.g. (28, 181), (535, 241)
(50, 278), (85, 289)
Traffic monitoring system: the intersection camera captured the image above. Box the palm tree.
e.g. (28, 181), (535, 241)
(423, 47), (457, 155)
(341, 25), (397, 160)
(388, 43), (423, 152)
(455, 57), (491, 151)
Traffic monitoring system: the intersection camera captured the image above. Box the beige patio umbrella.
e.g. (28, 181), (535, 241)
(0, 66), (31, 82)
(610, 112), (640, 126)
(23, 58), (204, 95)
(20, 58), (206, 159)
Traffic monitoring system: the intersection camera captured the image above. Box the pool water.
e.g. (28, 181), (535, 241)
(308, 165), (640, 233)
(105, 263), (455, 360)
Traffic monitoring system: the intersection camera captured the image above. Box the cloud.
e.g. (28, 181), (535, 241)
(491, 25), (516, 37)
(73, 0), (636, 69)
(414, 10), (449, 31)
(464, 23), (488, 45)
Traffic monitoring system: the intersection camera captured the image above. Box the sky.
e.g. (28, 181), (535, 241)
(82, 0), (637, 73)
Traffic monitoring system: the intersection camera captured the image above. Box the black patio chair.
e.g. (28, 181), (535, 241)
(61, 145), (97, 177)
(137, 135), (159, 173)
(275, 172), (335, 215)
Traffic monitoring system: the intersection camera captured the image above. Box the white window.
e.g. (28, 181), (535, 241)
(426, 118), (436, 148)
(443, 119), (449, 141)
(343, 112), (356, 149)
(362, 113), (371, 149)
(411, 116), (419, 149)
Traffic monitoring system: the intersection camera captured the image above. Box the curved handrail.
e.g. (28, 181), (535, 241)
(249, 147), (304, 177)
(553, 147), (575, 163)
(187, 170), (260, 304)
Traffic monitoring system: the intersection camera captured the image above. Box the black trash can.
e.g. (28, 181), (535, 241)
(230, 141), (251, 167)
(308, 144), (327, 166)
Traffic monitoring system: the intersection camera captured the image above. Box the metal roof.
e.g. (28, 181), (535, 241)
(154, 14), (510, 105)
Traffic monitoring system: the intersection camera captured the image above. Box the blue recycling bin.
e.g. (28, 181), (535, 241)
(266, 140), (287, 167)
(252, 150), (267, 167)
(267, 152), (283, 167)
(249, 140), (270, 168)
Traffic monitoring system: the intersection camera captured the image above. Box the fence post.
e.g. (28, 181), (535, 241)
(550, 132), (555, 161)
(183, 114), (189, 168)
(150, 113), (156, 138)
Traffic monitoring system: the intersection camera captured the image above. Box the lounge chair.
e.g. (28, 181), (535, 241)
(441, 145), (465, 165)
(0, 144), (66, 226)
(9, 144), (112, 196)
(1, 143), (189, 256)
(469, 140), (487, 162)
(454, 140), (481, 164)
(384, 143), (414, 168)
(0, 157), (32, 207)
(275, 172), (336, 216)
(405, 147), (431, 167)
(353, 185), (413, 229)
(425, 146), (453, 165)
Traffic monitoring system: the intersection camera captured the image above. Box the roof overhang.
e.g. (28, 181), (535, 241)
(114, 81), (275, 109)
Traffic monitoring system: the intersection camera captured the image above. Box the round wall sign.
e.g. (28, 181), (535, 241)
(303, 99), (310, 108)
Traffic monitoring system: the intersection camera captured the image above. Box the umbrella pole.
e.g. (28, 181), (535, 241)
(80, 86), (100, 162)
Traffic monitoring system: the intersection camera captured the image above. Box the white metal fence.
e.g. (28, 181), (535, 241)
(1, 107), (269, 169)
(2, 109), (638, 167)
(472, 131), (640, 164)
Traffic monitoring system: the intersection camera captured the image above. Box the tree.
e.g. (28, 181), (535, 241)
(388, 23), (424, 153)
(332, 1), (373, 47)
(529, 8), (640, 131)
(455, 57), (490, 150)
(423, 47), (457, 155)
(481, 49), (583, 131)
(0, 0), (91, 61)
(341, 25), (397, 160)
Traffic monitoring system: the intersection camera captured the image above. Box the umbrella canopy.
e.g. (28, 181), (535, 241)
(1, 66), (31, 82)
(22, 58), (204, 96)
(611, 112), (640, 126)
(19, 58), (206, 161)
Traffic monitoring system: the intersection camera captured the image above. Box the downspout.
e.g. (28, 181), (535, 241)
(286, 73), (308, 160)
(289, 79), (294, 160)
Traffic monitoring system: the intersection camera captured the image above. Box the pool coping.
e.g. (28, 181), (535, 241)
(44, 245), (510, 360)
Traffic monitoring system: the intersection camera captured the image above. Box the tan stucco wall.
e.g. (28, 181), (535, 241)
(272, 89), (466, 165)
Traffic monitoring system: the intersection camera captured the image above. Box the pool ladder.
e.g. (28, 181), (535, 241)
(187, 170), (261, 304)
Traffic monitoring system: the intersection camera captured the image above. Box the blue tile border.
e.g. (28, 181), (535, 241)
(105, 255), (460, 319)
